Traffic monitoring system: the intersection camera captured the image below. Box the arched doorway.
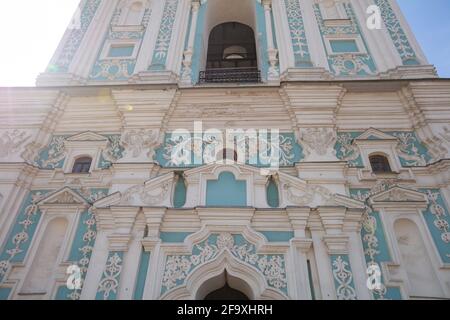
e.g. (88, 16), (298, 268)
(197, 270), (253, 300)
(205, 283), (250, 300)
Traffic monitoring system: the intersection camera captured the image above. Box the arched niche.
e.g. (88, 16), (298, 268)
(393, 218), (444, 299)
(21, 218), (68, 295)
(191, 0), (270, 83)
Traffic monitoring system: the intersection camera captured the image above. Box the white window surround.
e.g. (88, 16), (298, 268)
(324, 35), (367, 56)
(63, 134), (109, 174)
(100, 39), (141, 60)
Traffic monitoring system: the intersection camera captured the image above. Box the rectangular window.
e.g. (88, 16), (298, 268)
(330, 39), (359, 53)
(108, 45), (135, 58)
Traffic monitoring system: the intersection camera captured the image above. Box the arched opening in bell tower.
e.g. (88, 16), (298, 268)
(196, 0), (265, 84)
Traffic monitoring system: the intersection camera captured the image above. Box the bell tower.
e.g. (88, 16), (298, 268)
(37, 0), (437, 87)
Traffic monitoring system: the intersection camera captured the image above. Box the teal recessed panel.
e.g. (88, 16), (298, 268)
(160, 232), (193, 243)
(108, 45), (135, 57)
(260, 231), (294, 242)
(206, 172), (247, 207)
(330, 40), (359, 53)
(0, 287), (11, 300)
(134, 250), (151, 300)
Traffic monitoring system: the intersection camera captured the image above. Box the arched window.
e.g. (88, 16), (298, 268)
(266, 176), (279, 208)
(369, 154), (392, 173)
(72, 157), (93, 174)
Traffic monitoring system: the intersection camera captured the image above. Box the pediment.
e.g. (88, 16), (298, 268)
(94, 172), (175, 208)
(369, 186), (428, 203)
(66, 131), (108, 142)
(37, 187), (89, 206)
(356, 128), (397, 141)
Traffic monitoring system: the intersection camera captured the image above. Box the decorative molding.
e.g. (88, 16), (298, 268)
(0, 130), (32, 159)
(283, 0), (313, 67)
(148, 0), (179, 71)
(50, 0), (101, 72)
(299, 127), (337, 160)
(331, 255), (357, 300)
(161, 232), (288, 295)
(120, 129), (159, 160)
(96, 252), (123, 300)
(374, 0), (419, 65)
(0, 191), (49, 284)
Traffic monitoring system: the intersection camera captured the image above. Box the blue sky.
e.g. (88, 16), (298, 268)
(398, 0), (450, 77)
(0, 0), (448, 86)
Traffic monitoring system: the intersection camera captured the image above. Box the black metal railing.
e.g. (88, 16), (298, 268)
(199, 67), (261, 84)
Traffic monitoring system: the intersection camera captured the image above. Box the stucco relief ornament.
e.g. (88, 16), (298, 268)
(426, 191), (450, 244)
(0, 130), (32, 158)
(300, 128), (336, 159)
(121, 129), (159, 159)
(39, 136), (67, 168)
(336, 133), (361, 165)
(0, 192), (47, 284)
(122, 182), (170, 205)
(97, 253), (123, 300)
(101, 135), (124, 165)
(284, 183), (333, 206)
(392, 132), (428, 166)
(332, 256), (357, 300)
(161, 233), (287, 294)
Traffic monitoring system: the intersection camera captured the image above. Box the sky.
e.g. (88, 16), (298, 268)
(0, 0), (448, 87)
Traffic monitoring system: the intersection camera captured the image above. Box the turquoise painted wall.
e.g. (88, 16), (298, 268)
(206, 171), (247, 207)
(134, 249), (151, 300)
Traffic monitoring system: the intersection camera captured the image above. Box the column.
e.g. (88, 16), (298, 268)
(319, 207), (359, 300)
(181, 0), (201, 85)
(262, 0), (280, 82)
(142, 208), (165, 299)
(93, 207), (140, 300)
(287, 208), (313, 299)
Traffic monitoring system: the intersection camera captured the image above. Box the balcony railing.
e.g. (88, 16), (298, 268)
(199, 67), (261, 84)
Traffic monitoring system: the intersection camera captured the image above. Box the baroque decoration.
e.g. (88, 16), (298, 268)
(97, 252), (123, 300)
(120, 129), (159, 159)
(149, 0), (179, 70)
(299, 127), (337, 158)
(50, 0), (101, 72)
(157, 132), (300, 167)
(161, 233), (287, 295)
(331, 255), (357, 300)
(90, 2), (152, 81)
(314, 3), (377, 76)
(374, 0), (419, 65)
(122, 182), (171, 205)
(284, 0), (312, 67)
(0, 191), (49, 283)
(0, 130), (32, 158)
(32, 134), (124, 169)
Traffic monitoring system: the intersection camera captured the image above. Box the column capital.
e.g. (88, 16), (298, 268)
(291, 238), (313, 253)
(107, 234), (133, 251)
(323, 234), (349, 255)
(287, 207), (310, 237)
(142, 207), (166, 238)
(141, 237), (161, 252)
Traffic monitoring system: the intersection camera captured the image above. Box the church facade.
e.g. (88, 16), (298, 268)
(0, 0), (449, 300)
